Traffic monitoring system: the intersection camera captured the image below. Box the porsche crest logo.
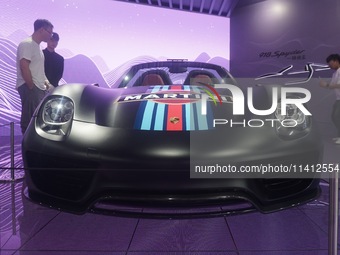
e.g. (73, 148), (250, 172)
(170, 117), (180, 124)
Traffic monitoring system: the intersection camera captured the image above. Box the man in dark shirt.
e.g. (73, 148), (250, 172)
(43, 32), (64, 87)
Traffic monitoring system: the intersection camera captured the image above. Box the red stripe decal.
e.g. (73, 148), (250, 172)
(166, 85), (183, 131)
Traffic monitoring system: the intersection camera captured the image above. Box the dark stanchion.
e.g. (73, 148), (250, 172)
(11, 182), (17, 235)
(0, 122), (24, 182)
(10, 121), (15, 180)
(328, 171), (339, 255)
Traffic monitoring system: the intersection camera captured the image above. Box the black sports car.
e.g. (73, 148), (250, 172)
(22, 60), (322, 217)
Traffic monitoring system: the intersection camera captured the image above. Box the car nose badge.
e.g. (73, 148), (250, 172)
(170, 117), (180, 124)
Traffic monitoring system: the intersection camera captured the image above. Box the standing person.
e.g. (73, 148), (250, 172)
(16, 19), (54, 134)
(43, 32), (64, 87)
(319, 54), (340, 144)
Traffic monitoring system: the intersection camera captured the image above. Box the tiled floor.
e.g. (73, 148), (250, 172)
(0, 134), (339, 255)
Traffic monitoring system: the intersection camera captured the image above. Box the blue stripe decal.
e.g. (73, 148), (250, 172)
(197, 100), (208, 130)
(154, 103), (165, 130)
(134, 86), (156, 129)
(184, 104), (191, 130)
(183, 86), (191, 130)
(192, 103), (199, 130)
(153, 86), (169, 130)
(182, 104), (187, 130)
(206, 101), (214, 129)
(150, 103), (158, 130)
(163, 104), (169, 130)
(191, 86), (208, 130)
(140, 102), (154, 130)
(134, 101), (147, 129)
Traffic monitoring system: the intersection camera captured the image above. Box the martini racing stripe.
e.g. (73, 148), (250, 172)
(139, 86), (164, 130)
(154, 103), (166, 130)
(134, 86), (162, 130)
(134, 85), (213, 131)
(183, 85), (191, 130)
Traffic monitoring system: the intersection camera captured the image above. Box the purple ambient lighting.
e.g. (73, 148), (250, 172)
(0, 0), (230, 70)
(0, 0), (230, 135)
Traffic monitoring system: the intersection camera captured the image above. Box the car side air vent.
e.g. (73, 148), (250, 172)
(261, 179), (312, 199)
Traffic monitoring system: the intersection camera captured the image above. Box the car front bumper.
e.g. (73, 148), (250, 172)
(22, 119), (323, 215)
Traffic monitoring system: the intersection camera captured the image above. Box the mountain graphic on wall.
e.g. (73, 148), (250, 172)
(0, 38), (21, 131)
(63, 54), (110, 88)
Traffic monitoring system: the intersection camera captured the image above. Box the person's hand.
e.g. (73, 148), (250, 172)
(47, 85), (54, 93)
(44, 81), (53, 91)
(319, 78), (328, 88)
(45, 81), (49, 90)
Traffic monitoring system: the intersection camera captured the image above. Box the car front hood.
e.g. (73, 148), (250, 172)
(29, 84), (322, 170)
(68, 84), (246, 131)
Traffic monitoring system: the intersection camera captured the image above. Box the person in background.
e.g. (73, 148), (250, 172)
(16, 19), (54, 134)
(319, 53), (340, 144)
(43, 32), (64, 87)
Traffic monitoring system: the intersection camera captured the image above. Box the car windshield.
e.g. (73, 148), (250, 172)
(116, 62), (235, 88)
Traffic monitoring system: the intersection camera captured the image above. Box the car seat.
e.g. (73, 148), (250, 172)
(136, 70), (172, 86)
(184, 70), (215, 85)
(141, 73), (165, 86)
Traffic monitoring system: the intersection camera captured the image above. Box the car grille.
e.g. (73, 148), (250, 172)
(25, 151), (97, 200)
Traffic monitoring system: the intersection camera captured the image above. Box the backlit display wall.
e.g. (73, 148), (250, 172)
(0, 0), (230, 135)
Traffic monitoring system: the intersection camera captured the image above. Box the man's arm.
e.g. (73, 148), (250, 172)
(319, 81), (340, 89)
(328, 83), (340, 89)
(20, 58), (35, 89)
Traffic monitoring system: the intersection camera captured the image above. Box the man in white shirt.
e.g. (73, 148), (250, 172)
(320, 54), (340, 144)
(16, 19), (54, 134)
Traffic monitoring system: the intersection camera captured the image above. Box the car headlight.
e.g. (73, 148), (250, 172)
(274, 99), (311, 139)
(36, 96), (74, 140)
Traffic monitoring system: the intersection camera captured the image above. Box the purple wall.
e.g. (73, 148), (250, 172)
(230, 0), (340, 136)
(230, 0), (339, 77)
